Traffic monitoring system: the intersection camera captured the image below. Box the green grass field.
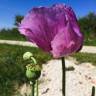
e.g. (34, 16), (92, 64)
(0, 29), (26, 41)
(72, 53), (96, 65)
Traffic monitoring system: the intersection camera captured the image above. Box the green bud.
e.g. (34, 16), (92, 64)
(26, 69), (41, 81)
(23, 52), (33, 60)
(26, 69), (35, 79)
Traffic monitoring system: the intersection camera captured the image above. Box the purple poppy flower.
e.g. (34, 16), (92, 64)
(18, 4), (83, 58)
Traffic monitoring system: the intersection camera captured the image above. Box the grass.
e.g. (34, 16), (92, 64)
(83, 35), (96, 46)
(72, 53), (96, 65)
(0, 28), (26, 41)
(84, 39), (96, 46)
(0, 44), (52, 96)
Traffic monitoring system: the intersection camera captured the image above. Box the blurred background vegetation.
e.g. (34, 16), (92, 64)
(0, 12), (96, 96)
(79, 12), (96, 46)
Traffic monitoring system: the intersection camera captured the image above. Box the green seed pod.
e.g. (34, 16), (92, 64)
(23, 52), (33, 60)
(26, 69), (41, 81)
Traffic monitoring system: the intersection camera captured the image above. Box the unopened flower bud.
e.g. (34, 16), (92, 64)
(23, 52), (33, 60)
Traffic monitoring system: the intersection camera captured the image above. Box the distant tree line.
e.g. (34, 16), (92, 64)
(79, 12), (96, 38)
(78, 12), (96, 45)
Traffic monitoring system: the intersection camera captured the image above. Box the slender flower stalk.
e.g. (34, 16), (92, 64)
(31, 57), (37, 64)
(91, 86), (95, 96)
(32, 83), (35, 96)
(30, 81), (35, 96)
(36, 80), (39, 96)
(61, 57), (66, 96)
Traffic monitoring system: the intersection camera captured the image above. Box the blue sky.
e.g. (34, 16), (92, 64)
(0, 0), (96, 29)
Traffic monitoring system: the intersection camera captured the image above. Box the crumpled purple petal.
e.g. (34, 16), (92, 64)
(51, 22), (83, 58)
(18, 4), (83, 58)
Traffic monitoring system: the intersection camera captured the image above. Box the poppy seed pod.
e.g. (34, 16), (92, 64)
(26, 64), (41, 81)
(26, 69), (41, 81)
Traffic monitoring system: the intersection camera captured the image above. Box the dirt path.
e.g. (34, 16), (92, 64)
(19, 58), (96, 96)
(0, 40), (96, 54)
(39, 59), (96, 96)
(0, 40), (37, 47)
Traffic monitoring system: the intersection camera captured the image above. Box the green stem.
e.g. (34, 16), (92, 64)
(61, 57), (66, 96)
(30, 81), (35, 96)
(36, 80), (39, 96)
(31, 57), (37, 64)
